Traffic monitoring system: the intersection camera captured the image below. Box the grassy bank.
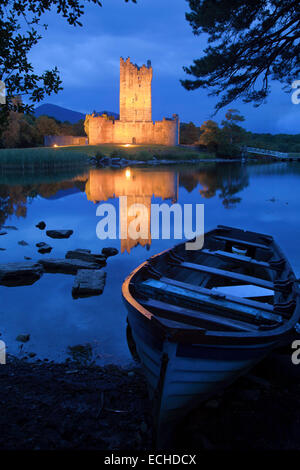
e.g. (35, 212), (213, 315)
(0, 147), (88, 171)
(0, 144), (215, 171)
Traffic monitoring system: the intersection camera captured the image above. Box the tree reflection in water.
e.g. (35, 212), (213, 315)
(0, 162), (292, 243)
(0, 170), (88, 227)
(179, 163), (249, 208)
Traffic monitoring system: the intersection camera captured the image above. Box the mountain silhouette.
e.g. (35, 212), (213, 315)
(35, 104), (118, 123)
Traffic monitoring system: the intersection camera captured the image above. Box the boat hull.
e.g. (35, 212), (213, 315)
(126, 301), (278, 441)
(122, 226), (300, 446)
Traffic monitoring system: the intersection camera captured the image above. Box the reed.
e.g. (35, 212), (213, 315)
(0, 144), (214, 171)
(0, 147), (87, 170)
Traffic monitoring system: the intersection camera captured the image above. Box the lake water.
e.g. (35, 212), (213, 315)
(0, 161), (299, 365)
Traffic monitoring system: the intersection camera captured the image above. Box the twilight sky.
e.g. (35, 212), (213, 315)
(29, 0), (299, 134)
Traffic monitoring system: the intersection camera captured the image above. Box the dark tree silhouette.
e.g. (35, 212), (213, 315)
(181, 0), (300, 112)
(0, 0), (135, 127)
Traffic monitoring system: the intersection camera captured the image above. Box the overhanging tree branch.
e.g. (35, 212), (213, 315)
(0, 0), (136, 128)
(181, 0), (300, 112)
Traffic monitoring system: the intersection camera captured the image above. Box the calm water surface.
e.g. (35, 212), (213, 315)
(0, 161), (299, 364)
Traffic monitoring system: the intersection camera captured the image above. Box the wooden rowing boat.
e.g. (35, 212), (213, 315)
(122, 225), (300, 446)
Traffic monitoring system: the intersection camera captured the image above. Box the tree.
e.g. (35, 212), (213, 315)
(19, 115), (38, 148)
(73, 119), (85, 136)
(180, 122), (199, 144)
(198, 120), (222, 152)
(221, 109), (246, 145)
(35, 116), (60, 144)
(198, 111), (247, 157)
(0, 97), (37, 148)
(182, 0), (300, 111)
(1, 109), (22, 148)
(59, 121), (75, 136)
(0, 0), (135, 129)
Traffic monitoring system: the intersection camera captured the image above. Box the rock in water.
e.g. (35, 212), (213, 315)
(65, 250), (106, 266)
(2, 225), (18, 231)
(46, 230), (73, 239)
(0, 231), (7, 236)
(16, 334), (30, 343)
(0, 262), (43, 286)
(36, 221), (46, 230)
(39, 258), (100, 274)
(18, 240), (29, 246)
(38, 244), (52, 254)
(72, 270), (106, 298)
(102, 247), (119, 257)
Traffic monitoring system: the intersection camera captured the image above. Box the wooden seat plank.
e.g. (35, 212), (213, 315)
(141, 297), (259, 332)
(201, 249), (276, 270)
(180, 261), (275, 290)
(160, 277), (274, 313)
(139, 279), (282, 325)
(213, 235), (271, 251)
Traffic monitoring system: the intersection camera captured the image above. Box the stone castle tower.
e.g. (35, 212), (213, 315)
(120, 58), (153, 122)
(85, 57), (179, 146)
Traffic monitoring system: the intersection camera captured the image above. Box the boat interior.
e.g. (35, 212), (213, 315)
(131, 226), (297, 334)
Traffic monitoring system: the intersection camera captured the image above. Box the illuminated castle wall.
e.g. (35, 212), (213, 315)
(85, 58), (179, 146)
(120, 58), (152, 122)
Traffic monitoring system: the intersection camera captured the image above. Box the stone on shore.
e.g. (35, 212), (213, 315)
(39, 258), (101, 274)
(72, 269), (106, 299)
(102, 247), (119, 257)
(89, 155), (129, 168)
(67, 343), (93, 363)
(36, 221), (46, 230)
(65, 250), (106, 266)
(46, 230), (73, 239)
(0, 262), (43, 286)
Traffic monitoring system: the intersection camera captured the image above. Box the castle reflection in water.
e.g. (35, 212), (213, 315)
(0, 163), (250, 254)
(86, 169), (178, 253)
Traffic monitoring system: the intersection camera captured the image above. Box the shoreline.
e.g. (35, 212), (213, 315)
(0, 143), (292, 172)
(0, 355), (153, 450)
(0, 144), (218, 171)
(1, 350), (300, 450)
(0, 156), (242, 174)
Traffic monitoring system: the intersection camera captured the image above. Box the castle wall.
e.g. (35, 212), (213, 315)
(87, 115), (179, 146)
(120, 58), (152, 122)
